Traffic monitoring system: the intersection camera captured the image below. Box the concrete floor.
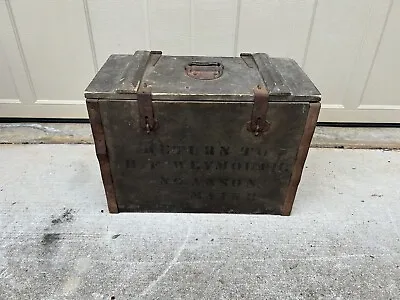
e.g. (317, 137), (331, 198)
(0, 145), (399, 299)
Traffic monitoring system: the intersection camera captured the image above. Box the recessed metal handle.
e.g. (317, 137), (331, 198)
(185, 62), (224, 80)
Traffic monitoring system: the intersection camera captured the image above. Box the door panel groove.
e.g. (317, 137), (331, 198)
(358, 0), (394, 107)
(302, 0), (318, 68)
(83, 0), (99, 72)
(5, 0), (36, 102)
(233, 0), (241, 56)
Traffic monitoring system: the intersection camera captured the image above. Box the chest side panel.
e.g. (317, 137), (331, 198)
(99, 100), (309, 214)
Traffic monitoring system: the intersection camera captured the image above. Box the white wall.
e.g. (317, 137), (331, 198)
(0, 0), (399, 122)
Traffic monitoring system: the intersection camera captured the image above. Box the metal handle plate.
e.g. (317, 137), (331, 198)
(185, 62), (224, 80)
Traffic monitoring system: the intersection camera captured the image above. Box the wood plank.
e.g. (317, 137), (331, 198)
(304, 0), (391, 109)
(237, 0), (315, 63)
(9, 0), (95, 102)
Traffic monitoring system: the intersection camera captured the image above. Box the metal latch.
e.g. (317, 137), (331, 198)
(137, 83), (158, 133)
(247, 85), (270, 136)
(136, 51), (162, 134)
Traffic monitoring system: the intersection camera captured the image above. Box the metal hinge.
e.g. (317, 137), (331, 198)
(137, 83), (158, 133)
(247, 85), (270, 136)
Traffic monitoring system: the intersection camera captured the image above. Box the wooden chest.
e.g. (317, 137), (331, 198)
(85, 51), (321, 215)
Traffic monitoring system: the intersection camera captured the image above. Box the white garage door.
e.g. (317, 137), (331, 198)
(1, 0), (399, 123)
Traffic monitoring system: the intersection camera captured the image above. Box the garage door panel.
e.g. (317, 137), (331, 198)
(87, 0), (147, 67)
(0, 1), (34, 106)
(9, 0), (95, 102)
(0, 0), (398, 122)
(0, 43), (18, 101)
(303, 0), (391, 111)
(363, 1), (400, 108)
(237, 0), (315, 64)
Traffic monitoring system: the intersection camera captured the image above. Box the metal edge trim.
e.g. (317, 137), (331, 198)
(281, 102), (321, 216)
(86, 99), (119, 213)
